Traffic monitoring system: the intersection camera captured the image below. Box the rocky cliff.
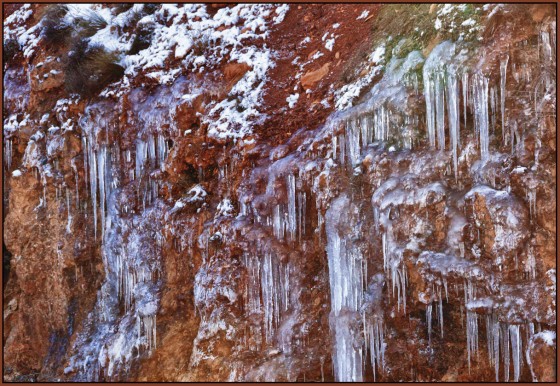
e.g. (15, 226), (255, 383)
(2, 3), (556, 382)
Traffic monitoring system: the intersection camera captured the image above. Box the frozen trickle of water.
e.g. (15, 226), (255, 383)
(156, 133), (168, 171)
(338, 133), (346, 165)
(259, 251), (290, 344)
(525, 248), (537, 280)
(466, 310), (479, 371)
(435, 71), (446, 151)
(242, 253), (263, 350)
(423, 41), (457, 151)
(472, 73), (490, 161)
(379, 212), (407, 313)
(66, 187), (73, 234)
(272, 205), (284, 240)
(424, 72), (437, 148)
(97, 147), (109, 238)
(446, 69), (460, 180)
(147, 135), (156, 170)
(499, 56), (509, 146)
(345, 118), (362, 166)
(5, 139), (13, 171)
(365, 318), (385, 381)
(88, 140), (98, 239)
(526, 188), (537, 222)
(492, 315), (500, 381)
(484, 314), (523, 382)
(139, 314), (157, 352)
(510, 324), (521, 382)
(287, 174), (297, 241)
(490, 86), (498, 134)
(297, 191), (306, 241)
(326, 195), (365, 382)
(540, 24), (554, 67)
(135, 139), (147, 181)
(502, 323), (510, 382)
(462, 72), (469, 131)
(438, 288), (444, 338)
(374, 106), (389, 143)
(464, 281), (479, 371)
(426, 303), (433, 345)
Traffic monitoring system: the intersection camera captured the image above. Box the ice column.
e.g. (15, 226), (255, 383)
(326, 195), (365, 382)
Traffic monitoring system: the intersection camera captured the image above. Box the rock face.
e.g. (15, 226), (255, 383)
(2, 3), (556, 382)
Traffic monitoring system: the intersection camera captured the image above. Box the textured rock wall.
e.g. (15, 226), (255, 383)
(3, 3), (556, 382)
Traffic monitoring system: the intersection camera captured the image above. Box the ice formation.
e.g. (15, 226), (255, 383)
(2, 3), (556, 383)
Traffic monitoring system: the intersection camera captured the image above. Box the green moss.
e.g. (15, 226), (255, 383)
(371, 4), (437, 63)
(371, 4), (484, 64)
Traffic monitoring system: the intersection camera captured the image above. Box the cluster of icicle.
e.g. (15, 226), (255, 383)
(66, 105), (171, 379)
(231, 20), (556, 382)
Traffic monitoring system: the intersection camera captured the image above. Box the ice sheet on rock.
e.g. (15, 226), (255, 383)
(417, 251), (488, 283)
(464, 185), (529, 264)
(326, 194), (367, 381)
(68, 195), (166, 380)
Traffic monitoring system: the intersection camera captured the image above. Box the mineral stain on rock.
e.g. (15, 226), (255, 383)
(2, 3), (556, 382)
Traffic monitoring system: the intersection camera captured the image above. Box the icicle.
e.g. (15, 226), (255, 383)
(326, 195), (364, 381)
(490, 86), (497, 134)
(345, 119), (361, 166)
(493, 316), (500, 382)
(427, 303), (433, 345)
(472, 73), (490, 160)
(272, 204), (284, 240)
(462, 72), (469, 131)
(157, 133), (168, 171)
(447, 69), (460, 180)
(98, 148), (106, 238)
(438, 287), (444, 338)
(424, 72), (437, 148)
(89, 141), (98, 239)
(500, 56), (509, 145)
(135, 139), (147, 180)
(367, 318), (385, 381)
(5, 139), (12, 170)
(287, 174), (297, 241)
(502, 323), (510, 382)
(66, 187), (73, 233)
(510, 324), (521, 382)
(435, 71), (446, 151)
(466, 310), (478, 371)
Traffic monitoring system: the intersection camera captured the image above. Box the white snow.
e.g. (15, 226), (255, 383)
(356, 10), (370, 20)
(534, 330), (556, 346)
(286, 93), (299, 108)
(216, 198), (235, 217)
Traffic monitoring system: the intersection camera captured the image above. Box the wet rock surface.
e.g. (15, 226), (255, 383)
(3, 3), (556, 382)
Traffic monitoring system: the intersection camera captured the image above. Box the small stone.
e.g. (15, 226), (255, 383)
(301, 63), (330, 90)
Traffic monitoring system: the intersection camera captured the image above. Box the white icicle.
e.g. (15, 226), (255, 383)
(472, 73), (490, 160)
(66, 187), (73, 234)
(435, 71), (446, 151)
(447, 69), (460, 180)
(89, 141), (98, 239)
(500, 56), (509, 146)
(326, 195), (365, 381)
(287, 174), (297, 241)
(427, 303), (433, 345)
(424, 72), (437, 148)
(510, 324), (521, 382)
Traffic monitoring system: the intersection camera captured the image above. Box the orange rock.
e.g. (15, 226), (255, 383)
(301, 63), (330, 90)
(223, 62), (251, 86)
